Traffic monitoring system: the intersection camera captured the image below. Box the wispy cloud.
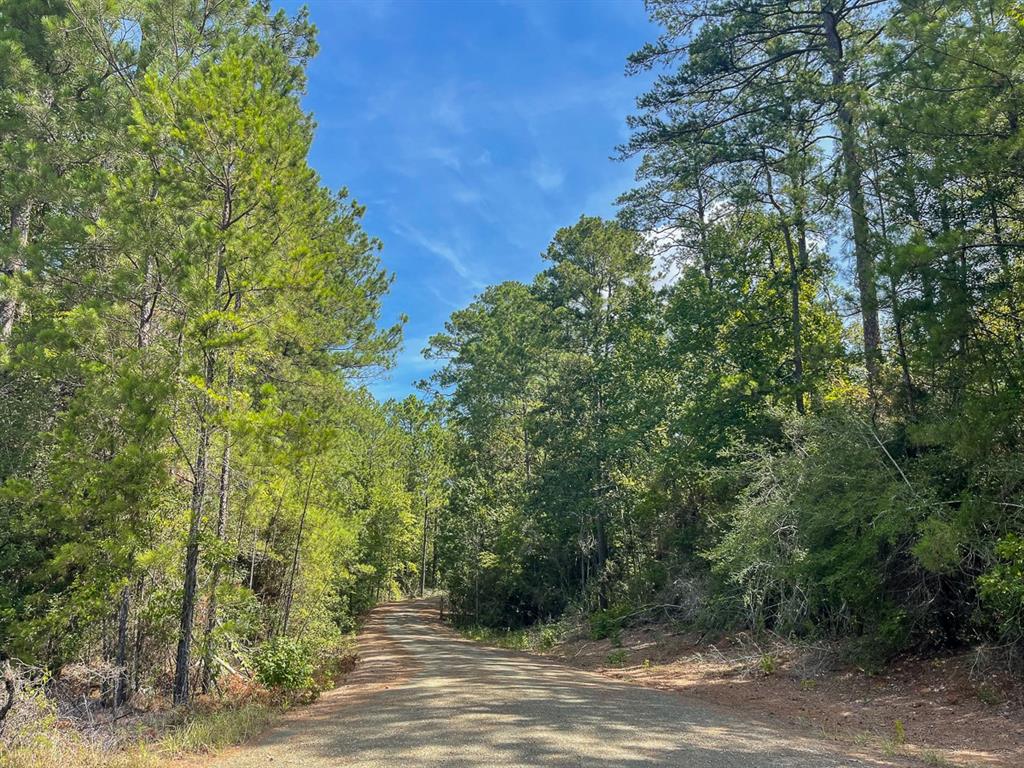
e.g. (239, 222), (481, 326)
(430, 82), (467, 134)
(424, 145), (463, 172)
(391, 222), (486, 289)
(530, 159), (565, 191)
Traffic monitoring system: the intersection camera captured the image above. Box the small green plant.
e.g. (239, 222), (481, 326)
(920, 750), (955, 767)
(758, 653), (777, 676)
(606, 649), (629, 667)
(976, 683), (1003, 706)
(589, 605), (630, 641)
(879, 719), (907, 757)
(251, 637), (314, 693)
(537, 625), (560, 650)
(892, 718), (906, 746)
(799, 678), (816, 691)
(641, 658), (652, 669)
(159, 703), (279, 755)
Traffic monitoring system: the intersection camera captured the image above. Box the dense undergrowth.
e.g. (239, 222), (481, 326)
(0, 636), (357, 768)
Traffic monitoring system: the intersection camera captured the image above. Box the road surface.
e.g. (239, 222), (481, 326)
(210, 599), (889, 767)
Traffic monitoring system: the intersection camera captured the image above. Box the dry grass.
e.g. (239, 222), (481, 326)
(0, 668), (282, 768)
(0, 700), (280, 768)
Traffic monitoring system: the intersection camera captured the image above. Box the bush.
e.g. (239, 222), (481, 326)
(250, 637), (314, 693)
(589, 604), (631, 641)
(979, 534), (1024, 644)
(606, 649), (629, 666)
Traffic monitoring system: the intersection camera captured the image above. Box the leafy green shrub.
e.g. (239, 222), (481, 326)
(250, 637), (313, 693)
(705, 407), (921, 642)
(842, 610), (911, 671)
(979, 534), (1024, 644)
(589, 604), (631, 641)
(605, 649), (629, 666)
(537, 625), (560, 650)
(976, 683), (1004, 706)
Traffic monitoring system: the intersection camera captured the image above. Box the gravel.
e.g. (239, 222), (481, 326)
(209, 600), (889, 768)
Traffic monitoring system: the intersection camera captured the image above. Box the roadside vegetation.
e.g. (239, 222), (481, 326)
(0, 0), (447, 763)
(430, 0), (1024, 691)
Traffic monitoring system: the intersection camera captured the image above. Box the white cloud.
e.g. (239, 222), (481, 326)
(530, 159), (565, 191)
(450, 183), (482, 205)
(391, 222), (486, 289)
(430, 83), (467, 134)
(424, 145), (462, 172)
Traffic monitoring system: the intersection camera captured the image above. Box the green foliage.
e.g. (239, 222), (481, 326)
(979, 536), (1024, 644)
(605, 649), (629, 667)
(250, 637), (314, 693)
(589, 605), (632, 642)
(430, 0), (1024, 671)
(0, 0), (444, 711)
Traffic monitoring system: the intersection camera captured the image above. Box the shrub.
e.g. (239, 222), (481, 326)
(250, 637), (313, 693)
(605, 649), (629, 666)
(537, 625), (560, 650)
(979, 534), (1024, 644)
(589, 604), (631, 641)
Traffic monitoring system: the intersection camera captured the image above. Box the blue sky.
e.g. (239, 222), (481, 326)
(279, 0), (658, 400)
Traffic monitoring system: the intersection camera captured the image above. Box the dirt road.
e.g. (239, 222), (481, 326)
(210, 599), (892, 767)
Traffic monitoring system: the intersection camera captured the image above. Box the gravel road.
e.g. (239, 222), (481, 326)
(209, 599), (890, 767)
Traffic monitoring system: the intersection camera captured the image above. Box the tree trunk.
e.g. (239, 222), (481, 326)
(419, 498), (428, 598)
(281, 460), (317, 635)
(131, 576), (146, 695)
(173, 394), (212, 705)
(595, 512), (609, 610)
(781, 222), (806, 414)
(1, 201), (31, 340)
(173, 183), (232, 705)
(822, 5), (881, 385)
(430, 526), (438, 591)
(201, 432), (231, 693)
(113, 586), (131, 708)
(0, 653), (14, 731)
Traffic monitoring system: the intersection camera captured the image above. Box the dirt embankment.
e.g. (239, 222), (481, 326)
(528, 625), (1024, 768)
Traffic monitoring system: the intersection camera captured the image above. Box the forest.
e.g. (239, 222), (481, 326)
(1, 0), (1023, 759)
(430, 0), (1024, 666)
(0, 0), (448, 724)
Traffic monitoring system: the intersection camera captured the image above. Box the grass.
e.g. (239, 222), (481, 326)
(459, 618), (570, 653)
(461, 625), (534, 651)
(157, 701), (281, 756)
(0, 700), (283, 768)
(2, 635), (358, 768)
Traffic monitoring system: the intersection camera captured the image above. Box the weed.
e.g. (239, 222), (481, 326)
(920, 750), (956, 767)
(158, 703), (279, 756)
(892, 718), (906, 746)
(606, 649), (629, 667)
(537, 625), (560, 651)
(976, 683), (1004, 706)
(759, 653), (777, 676)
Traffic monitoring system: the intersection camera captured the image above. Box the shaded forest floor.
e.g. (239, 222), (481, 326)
(464, 621), (1024, 768)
